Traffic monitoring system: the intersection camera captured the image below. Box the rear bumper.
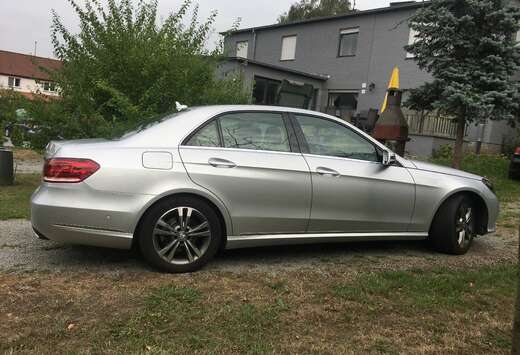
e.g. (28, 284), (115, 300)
(31, 182), (151, 250)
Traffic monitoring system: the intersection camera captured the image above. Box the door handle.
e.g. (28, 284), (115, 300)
(208, 157), (237, 168)
(316, 166), (340, 177)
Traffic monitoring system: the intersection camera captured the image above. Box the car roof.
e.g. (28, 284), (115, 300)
(122, 104), (393, 156)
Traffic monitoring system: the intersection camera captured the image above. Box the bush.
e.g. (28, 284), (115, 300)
(432, 144), (453, 160)
(37, 0), (249, 144)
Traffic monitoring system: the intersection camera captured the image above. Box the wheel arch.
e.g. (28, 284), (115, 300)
(429, 189), (489, 235)
(131, 189), (232, 249)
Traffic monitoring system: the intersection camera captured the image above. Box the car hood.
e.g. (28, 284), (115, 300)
(409, 160), (482, 180)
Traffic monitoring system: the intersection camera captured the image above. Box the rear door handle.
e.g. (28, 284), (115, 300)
(208, 157), (237, 168)
(316, 166), (340, 177)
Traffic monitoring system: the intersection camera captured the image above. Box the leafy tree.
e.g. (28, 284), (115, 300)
(405, 0), (520, 168)
(42, 0), (248, 141)
(278, 0), (353, 24)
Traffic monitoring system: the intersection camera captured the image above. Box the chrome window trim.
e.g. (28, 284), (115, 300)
(179, 144), (305, 158)
(302, 152), (385, 166)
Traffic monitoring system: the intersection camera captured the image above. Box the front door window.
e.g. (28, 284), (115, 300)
(295, 114), (378, 162)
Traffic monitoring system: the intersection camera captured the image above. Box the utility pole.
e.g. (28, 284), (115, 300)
(34, 41), (37, 56)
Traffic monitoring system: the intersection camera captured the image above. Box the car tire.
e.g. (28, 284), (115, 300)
(138, 196), (222, 273)
(429, 194), (476, 255)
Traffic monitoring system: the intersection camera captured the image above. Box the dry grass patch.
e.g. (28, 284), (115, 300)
(12, 149), (42, 162)
(0, 264), (516, 354)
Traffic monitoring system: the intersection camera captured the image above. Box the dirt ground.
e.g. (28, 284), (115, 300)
(0, 204), (518, 275)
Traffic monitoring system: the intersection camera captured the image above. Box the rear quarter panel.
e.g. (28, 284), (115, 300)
(53, 143), (233, 235)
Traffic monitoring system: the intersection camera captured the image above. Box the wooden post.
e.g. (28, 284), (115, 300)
(512, 225), (520, 354)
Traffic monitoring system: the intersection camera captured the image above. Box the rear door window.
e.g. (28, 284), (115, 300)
(219, 112), (291, 153)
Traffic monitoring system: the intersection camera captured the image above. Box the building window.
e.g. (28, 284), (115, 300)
(236, 41), (248, 58)
(406, 27), (419, 58)
(281, 35), (297, 61)
(328, 91), (359, 111)
(253, 76), (281, 105)
(338, 28), (359, 57)
(42, 81), (57, 92)
(8, 77), (21, 88)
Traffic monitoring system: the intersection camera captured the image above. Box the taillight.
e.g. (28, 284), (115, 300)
(43, 158), (100, 183)
(515, 147), (520, 155)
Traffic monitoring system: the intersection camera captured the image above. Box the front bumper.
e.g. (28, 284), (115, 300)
(31, 182), (151, 250)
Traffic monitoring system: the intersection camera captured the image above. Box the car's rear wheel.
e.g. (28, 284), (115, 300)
(138, 196), (222, 273)
(429, 194), (476, 255)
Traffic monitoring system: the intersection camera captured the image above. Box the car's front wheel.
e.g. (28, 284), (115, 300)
(138, 196), (222, 273)
(429, 194), (476, 255)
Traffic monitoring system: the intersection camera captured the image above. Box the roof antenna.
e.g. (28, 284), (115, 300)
(34, 41), (37, 56)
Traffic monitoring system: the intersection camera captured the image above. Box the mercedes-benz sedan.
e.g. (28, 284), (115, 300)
(31, 105), (499, 273)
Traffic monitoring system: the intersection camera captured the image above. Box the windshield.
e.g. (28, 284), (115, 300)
(117, 111), (187, 139)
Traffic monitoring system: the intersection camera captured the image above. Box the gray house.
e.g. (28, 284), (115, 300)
(221, 1), (517, 156)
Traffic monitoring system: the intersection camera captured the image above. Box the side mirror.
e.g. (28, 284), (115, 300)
(382, 150), (397, 166)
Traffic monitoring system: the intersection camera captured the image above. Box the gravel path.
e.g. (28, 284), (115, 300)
(0, 219), (517, 275)
(14, 159), (43, 174)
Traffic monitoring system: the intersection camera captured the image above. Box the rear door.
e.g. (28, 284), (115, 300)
(179, 111), (311, 236)
(291, 113), (416, 233)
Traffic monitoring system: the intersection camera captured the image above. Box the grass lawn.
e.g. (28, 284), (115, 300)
(0, 263), (516, 353)
(0, 173), (40, 220)
(0, 152), (518, 353)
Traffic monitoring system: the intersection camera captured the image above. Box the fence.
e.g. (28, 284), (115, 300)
(404, 110), (457, 138)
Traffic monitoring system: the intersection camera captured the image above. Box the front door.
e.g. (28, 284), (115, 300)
(179, 111), (311, 236)
(292, 113), (415, 233)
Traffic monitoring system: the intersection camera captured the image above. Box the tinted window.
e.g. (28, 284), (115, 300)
(186, 121), (220, 147)
(220, 112), (291, 152)
(295, 115), (378, 162)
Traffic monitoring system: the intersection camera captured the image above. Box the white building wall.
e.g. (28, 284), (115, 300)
(0, 74), (59, 96)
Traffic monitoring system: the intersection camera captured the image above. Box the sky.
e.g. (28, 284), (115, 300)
(0, 0), (391, 59)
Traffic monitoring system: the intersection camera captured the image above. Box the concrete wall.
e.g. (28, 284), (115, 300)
(0, 74), (59, 96)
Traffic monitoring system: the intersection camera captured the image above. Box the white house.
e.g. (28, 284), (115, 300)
(0, 50), (61, 99)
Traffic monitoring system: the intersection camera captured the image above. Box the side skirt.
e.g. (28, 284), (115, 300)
(225, 232), (428, 250)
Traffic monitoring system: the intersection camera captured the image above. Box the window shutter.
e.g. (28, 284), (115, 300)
(236, 41), (248, 58)
(281, 36), (297, 61)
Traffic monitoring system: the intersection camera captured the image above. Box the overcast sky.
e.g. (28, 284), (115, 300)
(0, 0), (391, 59)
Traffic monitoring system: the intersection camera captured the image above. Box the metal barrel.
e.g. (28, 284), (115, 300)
(0, 149), (14, 186)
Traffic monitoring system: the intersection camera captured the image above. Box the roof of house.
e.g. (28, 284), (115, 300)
(0, 50), (61, 81)
(224, 57), (330, 81)
(222, 1), (429, 35)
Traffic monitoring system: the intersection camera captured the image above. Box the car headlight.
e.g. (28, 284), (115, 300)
(482, 177), (495, 193)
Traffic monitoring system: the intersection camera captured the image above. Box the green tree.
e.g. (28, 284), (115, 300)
(405, 0), (520, 168)
(278, 0), (353, 24)
(43, 0), (248, 141)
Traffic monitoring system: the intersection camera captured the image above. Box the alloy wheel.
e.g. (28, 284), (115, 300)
(152, 207), (212, 265)
(455, 204), (473, 247)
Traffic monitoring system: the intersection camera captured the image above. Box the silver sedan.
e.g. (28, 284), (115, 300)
(31, 105), (499, 273)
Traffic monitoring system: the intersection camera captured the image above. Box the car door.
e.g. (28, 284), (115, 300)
(179, 111), (312, 236)
(291, 113), (415, 233)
